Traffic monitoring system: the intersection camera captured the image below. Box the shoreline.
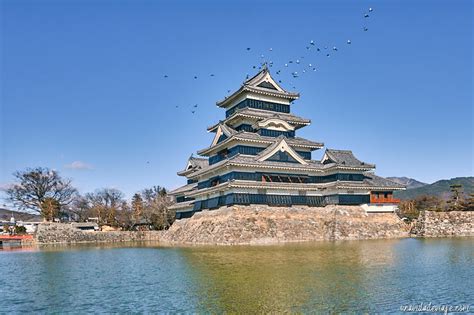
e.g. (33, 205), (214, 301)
(4, 207), (471, 247)
(4, 235), (474, 250)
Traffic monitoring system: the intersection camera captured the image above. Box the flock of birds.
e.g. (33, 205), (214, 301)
(164, 7), (375, 115)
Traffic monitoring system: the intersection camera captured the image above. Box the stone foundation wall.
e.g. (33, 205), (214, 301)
(161, 205), (410, 245)
(412, 210), (473, 237)
(35, 223), (163, 244)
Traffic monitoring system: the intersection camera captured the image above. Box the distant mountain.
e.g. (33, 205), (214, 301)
(387, 177), (428, 189)
(0, 208), (42, 222)
(395, 177), (474, 200)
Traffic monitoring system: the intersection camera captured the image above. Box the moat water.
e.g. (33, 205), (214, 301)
(1, 238), (472, 313)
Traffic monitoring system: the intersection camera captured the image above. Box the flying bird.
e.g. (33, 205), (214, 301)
(364, 13), (369, 18)
(369, 7), (373, 12)
(347, 40), (352, 44)
(246, 47), (251, 51)
(363, 26), (368, 31)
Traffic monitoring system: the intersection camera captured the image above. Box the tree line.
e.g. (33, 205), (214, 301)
(3, 167), (175, 230)
(397, 184), (474, 221)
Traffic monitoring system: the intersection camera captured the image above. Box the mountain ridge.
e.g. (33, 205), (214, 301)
(386, 177), (427, 189)
(394, 177), (474, 200)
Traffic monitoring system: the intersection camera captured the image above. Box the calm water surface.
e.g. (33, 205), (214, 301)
(1, 238), (472, 313)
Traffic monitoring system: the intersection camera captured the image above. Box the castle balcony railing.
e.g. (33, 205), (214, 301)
(370, 196), (401, 204)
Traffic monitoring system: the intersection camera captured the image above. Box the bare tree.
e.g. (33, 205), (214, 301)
(4, 167), (77, 220)
(131, 193), (144, 222)
(139, 186), (174, 230)
(84, 188), (126, 226)
(69, 195), (94, 222)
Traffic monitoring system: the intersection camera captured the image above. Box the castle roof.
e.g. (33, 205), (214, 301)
(216, 67), (299, 108)
(198, 131), (324, 156)
(168, 182), (197, 195)
(188, 151), (375, 179)
(322, 149), (375, 168)
(177, 156), (209, 176)
(207, 107), (311, 132)
(336, 173), (406, 190)
(184, 173), (405, 198)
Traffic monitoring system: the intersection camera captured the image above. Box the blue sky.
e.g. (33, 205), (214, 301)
(1, 0), (472, 199)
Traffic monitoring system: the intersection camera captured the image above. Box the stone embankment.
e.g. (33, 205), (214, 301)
(161, 205), (410, 245)
(411, 210), (473, 237)
(35, 223), (163, 244)
(33, 209), (472, 245)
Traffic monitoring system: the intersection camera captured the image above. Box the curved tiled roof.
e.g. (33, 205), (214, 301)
(185, 175), (405, 198)
(207, 107), (311, 131)
(323, 149), (375, 168)
(168, 182), (197, 195)
(177, 156), (209, 176)
(187, 152), (374, 179)
(216, 67), (299, 107)
(198, 132), (323, 156)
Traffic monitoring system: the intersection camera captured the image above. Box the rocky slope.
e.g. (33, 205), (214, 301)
(162, 205), (409, 245)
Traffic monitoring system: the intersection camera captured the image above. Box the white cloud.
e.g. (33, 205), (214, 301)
(65, 161), (93, 170)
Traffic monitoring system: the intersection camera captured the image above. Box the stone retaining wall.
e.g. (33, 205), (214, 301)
(35, 223), (163, 244)
(161, 205), (410, 245)
(411, 210), (473, 237)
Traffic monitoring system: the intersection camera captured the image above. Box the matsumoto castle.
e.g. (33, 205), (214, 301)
(170, 67), (405, 219)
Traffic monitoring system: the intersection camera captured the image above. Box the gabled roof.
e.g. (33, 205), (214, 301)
(244, 65), (287, 91)
(177, 156), (209, 176)
(210, 123), (237, 146)
(256, 137), (308, 165)
(198, 131), (324, 156)
(207, 107), (311, 132)
(321, 149), (375, 168)
(216, 66), (300, 108)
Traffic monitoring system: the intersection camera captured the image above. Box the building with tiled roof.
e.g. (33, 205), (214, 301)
(169, 66), (405, 218)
